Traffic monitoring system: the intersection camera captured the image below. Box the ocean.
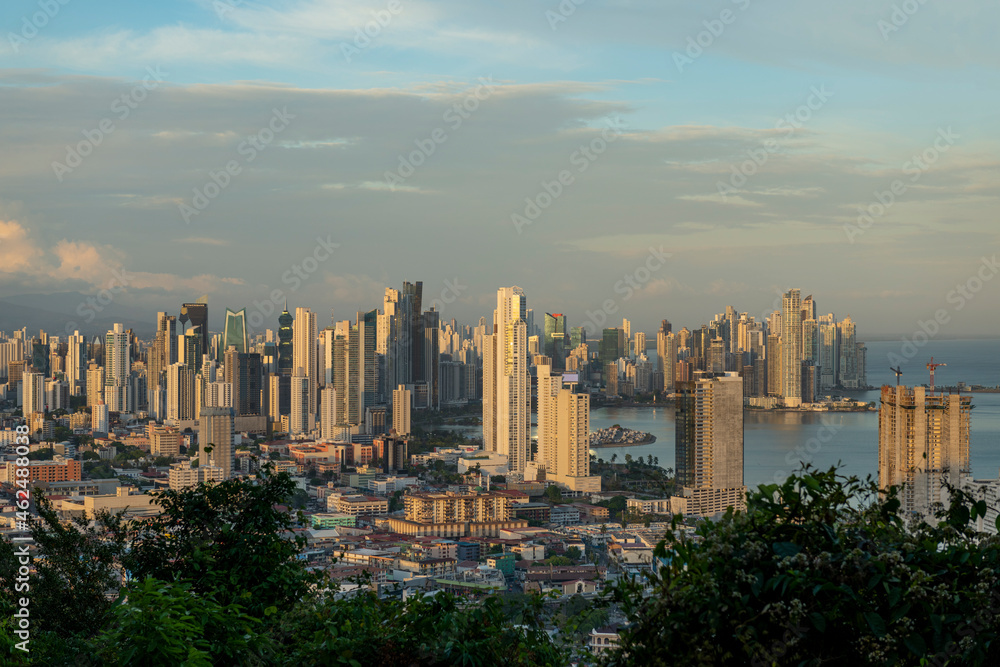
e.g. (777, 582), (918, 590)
(450, 338), (1000, 489)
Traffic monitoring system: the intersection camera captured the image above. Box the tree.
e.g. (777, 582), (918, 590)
(647, 454), (653, 466)
(544, 485), (563, 504)
(565, 546), (582, 562)
(27, 448), (55, 461)
(605, 466), (1000, 666)
(610, 453), (618, 466)
(624, 453), (633, 466)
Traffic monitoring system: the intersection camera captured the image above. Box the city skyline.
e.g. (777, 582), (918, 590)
(1, 2), (999, 339)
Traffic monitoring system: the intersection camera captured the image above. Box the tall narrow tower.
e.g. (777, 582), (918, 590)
(483, 287), (529, 473)
(781, 289), (802, 406)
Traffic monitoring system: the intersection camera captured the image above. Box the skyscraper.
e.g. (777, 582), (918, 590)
(223, 308), (249, 353)
(781, 289), (802, 406)
(23, 371), (45, 417)
(166, 362), (195, 421)
(293, 307), (317, 429)
(543, 313), (566, 367)
(179, 302), (207, 360)
(536, 359), (599, 492)
(320, 385), (338, 439)
(392, 384), (411, 436)
(483, 287), (529, 474)
(879, 385), (971, 520)
(290, 369), (309, 435)
(675, 372), (746, 517)
(224, 347), (262, 417)
(66, 331), (85, 395)
(199, 406), (235, 479)
(104, 323), (130, 412)
(277, 305), (294, 376)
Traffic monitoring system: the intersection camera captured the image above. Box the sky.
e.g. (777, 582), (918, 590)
(1, 0), (998, 340)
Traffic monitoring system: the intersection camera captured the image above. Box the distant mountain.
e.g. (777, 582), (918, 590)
(0, 292), (156, 338)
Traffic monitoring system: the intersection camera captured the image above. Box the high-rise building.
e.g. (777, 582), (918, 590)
(199, 406), (235, 479)
(393, 384), (411, 436)
(223, 308), (249, 354)
(320, 385), (338, 439)
(358, 309), (379, 413)
(675, 373), (746, 517)
(66, 331), (85, 395)
(104, 323), (131, 412)
(278, 304), (294, 376)
(224, 347), (262, 416)
(879, 385), (971, 520)
(633, 331), (647, 359)
(536, 359), (600, 492)
(290, 369), (309, 436)
(293, 307), (317, 429)
(780, 289), (802, 406)
(179, 302), (208, 361)
(166, 363), (195, 421)
(543, 313), (566, 368)
(483, 287), (530, 474)
(92, 400), (109, 435)
(86, 363), (104, 407)
(23, 371), (45, 416)
(838, 316), (858, 388)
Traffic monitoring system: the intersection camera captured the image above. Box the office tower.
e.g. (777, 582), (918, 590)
(392, 384), (411, 436)
(801, 295), (816, 325)
(320, 385), (338, 439)
(528, 336), (540, 356)
(570, 326), (586, 350)
(599, 328), (619, 375)
(709, 338), (725, 373)
(856, 342), (867, 388)
(179, 303), (207, 360)
(104, 323), (130, 412)
(543, 313), (566, 368)
(879, 385), (971, 519)
(23, 371), (45, 416)
(224, 347), (262, 416)
(358, 309), (378, 412)
(45, 379), (69, 411)
(149, 424), (182, 458)
(199, 406), (235, 479)
(222, 308), (248, 353)
(780, 289), (802, 406)
(277, 304), (294, 376)
(66, 331), (85, 394)
(181, 329), (203, 367)
(536, 359), (600, 492)
(293, 307), (317, 427)
(266, 374), (286, 424)
(290, 369), (309, 435)
(483, 287), (530, 474)
(838, 316), (858, 388)
(92, 400), (109, 435)
(403, 281), (424, 388)
(675, 373), (746, 516)
(166, 363), (195, 421)
(422, 310), (440, 410)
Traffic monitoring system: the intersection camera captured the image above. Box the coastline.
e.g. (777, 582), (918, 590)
(589, 435), (657, 448)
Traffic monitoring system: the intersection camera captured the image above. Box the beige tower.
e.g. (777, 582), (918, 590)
(483, 287), (529, 474)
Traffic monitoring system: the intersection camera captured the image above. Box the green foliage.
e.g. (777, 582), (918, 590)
(125, 466), (316, 618)
(83, 460), (117, 479)
(82, 450), (100, 460)
(153, 455), (174, 467)
(565, 546), (583, 562)
(604, 466), (1000, 666)
(544, 485), (563, 504)
(26, 448), (54, 461)
(92, 577), (271, 666)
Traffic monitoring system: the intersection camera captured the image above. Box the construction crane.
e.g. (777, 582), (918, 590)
(927, 357), (946, 392)
(890, 366), (903, 386)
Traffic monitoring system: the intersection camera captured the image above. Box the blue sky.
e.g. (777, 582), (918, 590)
(1, 0), (998, 338)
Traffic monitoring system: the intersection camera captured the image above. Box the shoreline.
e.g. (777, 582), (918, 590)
(589, 435), (657, 449)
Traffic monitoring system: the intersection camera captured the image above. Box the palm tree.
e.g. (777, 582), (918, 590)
(610, 453), (618, 466)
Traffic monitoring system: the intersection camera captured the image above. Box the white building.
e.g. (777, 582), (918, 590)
(483, 287), (529, 473)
